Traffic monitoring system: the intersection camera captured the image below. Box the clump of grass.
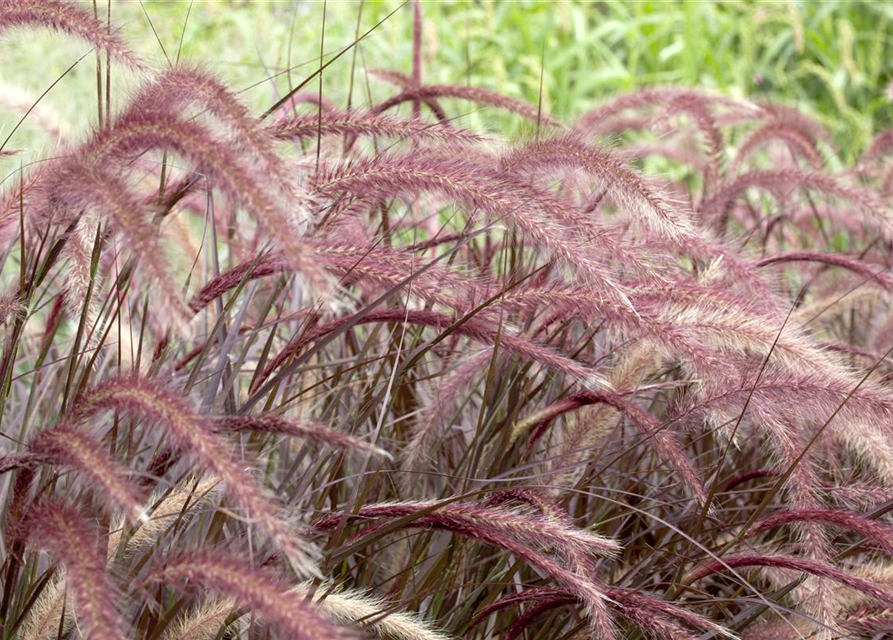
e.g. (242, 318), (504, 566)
(4, 2), (893, 639)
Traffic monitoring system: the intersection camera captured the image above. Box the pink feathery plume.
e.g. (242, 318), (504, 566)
(734, 121), (824, 170)
(270, 111), (482, 144)
(652, 93), (725, 196)
(131, 66), (295, 193)
(0, 0), (142, 69)
(150, 552), (353, 640)
(862, 129), (893, 165)
(35, 158), (193, 327)
(501, 134), (695, 241)
(69, 104), (325, 289)
(312, 153), (637, 310)
(26, 500), (127, 640)
(369, 69), (450, 122)
(620, 139), (711, 173)
(0, 289), (23, 324)
(70, 376), (319, 576)
(272, 91), (341, 121)
(749, 508), (893, 556)
(471, 586), (732, 640)
(755, 101), (834, 145)
(401, 348), (497, 489)
(758, 251), (893, 294)
(576, 87), (752, 136)
(685, 554), (893, 608)
(189, 240), (477, 314)
(411, 0), (423, 120)
(29, 424), (145, 521)
(311, 500), (620, 639)
(700, 169), (885, 233)
(213, 414), (391, 458)
(374, 83), (561, 126)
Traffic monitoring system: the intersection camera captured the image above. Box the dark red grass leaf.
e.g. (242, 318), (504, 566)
(684, 554), (893, 608)
(749, 508), (893, 556)
(502, 597), (580, 640)
(720, 468), (777, 493)
(468, 587), (568, 627)
(149, 552), (353, 640)
(26, 500), (126, 640)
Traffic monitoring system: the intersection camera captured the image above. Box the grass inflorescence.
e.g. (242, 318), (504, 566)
(2, 2), (893, 639)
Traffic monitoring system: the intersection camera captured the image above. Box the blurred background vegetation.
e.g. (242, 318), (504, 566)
(1, 1), (892, 159)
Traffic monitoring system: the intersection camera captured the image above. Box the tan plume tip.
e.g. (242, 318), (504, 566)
(160, 598), (239, 640)
(291, 582), (453, 640)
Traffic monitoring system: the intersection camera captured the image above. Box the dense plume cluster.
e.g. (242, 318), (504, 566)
(3, 1), (893, 639)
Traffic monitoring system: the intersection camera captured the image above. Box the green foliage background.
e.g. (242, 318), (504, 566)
(2, 1), (892, 158)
